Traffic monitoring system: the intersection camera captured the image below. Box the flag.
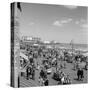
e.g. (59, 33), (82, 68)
(17, 2), (22, 12)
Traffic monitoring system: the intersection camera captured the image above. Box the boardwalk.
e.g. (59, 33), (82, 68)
(20, 61), (87, 87)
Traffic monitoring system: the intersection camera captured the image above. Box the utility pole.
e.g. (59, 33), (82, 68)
(70, 39), (74, 55)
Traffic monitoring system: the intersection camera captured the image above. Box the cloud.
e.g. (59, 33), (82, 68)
(64, 5), (78, 10)
(53, 18), (72, 27)
(68, 18), (73, 22)
(75, 21), (80, 25)
(60, 20), (68, 24)
(61, 18), (72, 24)
(29, 22), (35, 25)
(53, 20), (62, 27)
(81, 23), (88, 29)
(75, 19), (88, 29)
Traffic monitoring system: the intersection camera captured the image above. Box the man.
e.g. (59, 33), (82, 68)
(26, 66), (31, 80)
(77, 68), (84, 81)
(44, 79), (49, 86)
(40, 69), (47, 79)
(80, 69), (84, 80)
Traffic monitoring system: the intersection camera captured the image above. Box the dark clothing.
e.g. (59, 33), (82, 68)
(40, 70), (47, 79)
(77, 69), (84, 80)
(44, 79), (49, 86)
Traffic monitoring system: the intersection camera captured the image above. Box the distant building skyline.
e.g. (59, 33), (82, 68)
(19, 3), (88, 44)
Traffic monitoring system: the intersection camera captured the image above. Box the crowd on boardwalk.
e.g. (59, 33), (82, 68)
(19, 42), (88, 86)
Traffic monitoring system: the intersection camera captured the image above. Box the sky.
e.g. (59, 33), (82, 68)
(19, 3), (88, 44)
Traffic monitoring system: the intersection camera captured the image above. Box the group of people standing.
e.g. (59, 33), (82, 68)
(20, 44), (87, 86)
